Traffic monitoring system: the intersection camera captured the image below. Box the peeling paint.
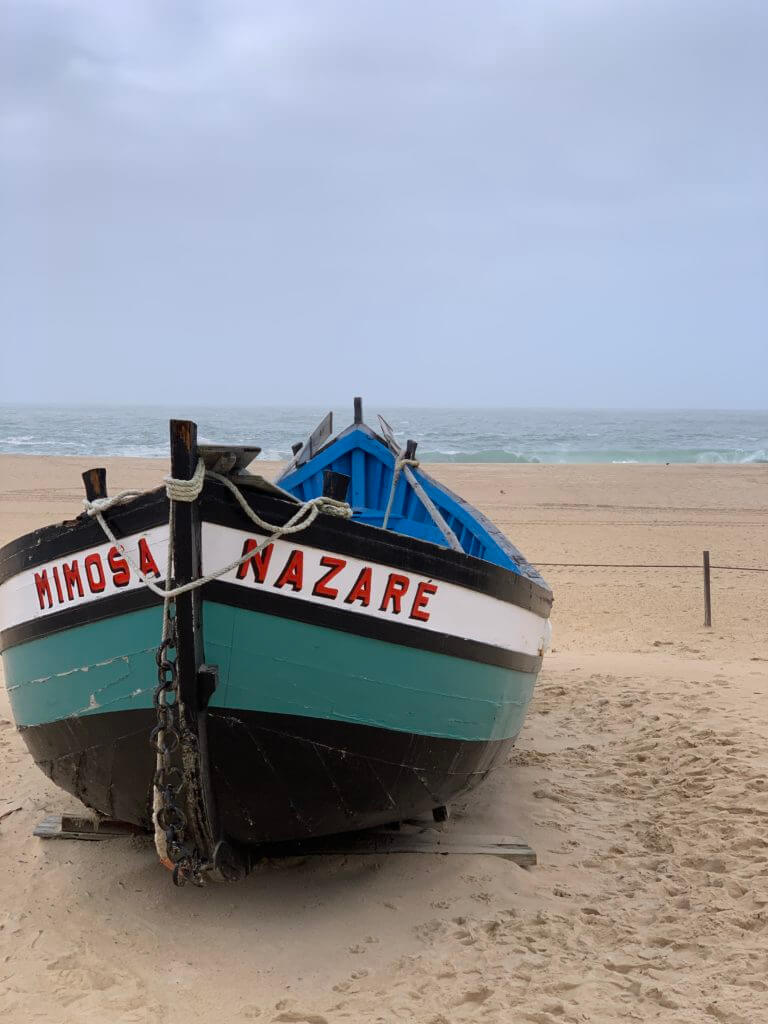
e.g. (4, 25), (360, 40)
(6, 647), (155, 692)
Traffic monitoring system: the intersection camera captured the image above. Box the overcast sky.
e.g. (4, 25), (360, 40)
(1, 0), (766, 408)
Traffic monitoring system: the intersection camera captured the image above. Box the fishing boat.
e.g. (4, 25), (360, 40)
(0, 401), (552, 884)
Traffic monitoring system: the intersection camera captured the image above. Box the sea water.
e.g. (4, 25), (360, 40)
(0, 405), (766, 464)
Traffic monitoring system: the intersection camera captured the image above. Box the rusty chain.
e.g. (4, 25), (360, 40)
(150, 602), (208, 887)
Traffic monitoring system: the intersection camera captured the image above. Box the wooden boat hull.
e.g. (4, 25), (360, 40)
(20, 705), (522, 843)
(0, 480), (550, 844)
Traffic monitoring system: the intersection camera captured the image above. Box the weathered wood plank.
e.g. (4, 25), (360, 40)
(198, 445), (261, 474)
(259, 829), (537, 866)
(33, 814), (536, 866)
(33, 814), (143, 841)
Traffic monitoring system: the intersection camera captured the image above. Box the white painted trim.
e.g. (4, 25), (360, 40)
(202, 523), (549, 657)
(0, 522), (550, 658)
(0, 526), (170, 632)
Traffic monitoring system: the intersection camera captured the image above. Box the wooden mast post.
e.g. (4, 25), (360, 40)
(168, 419), (243, 881)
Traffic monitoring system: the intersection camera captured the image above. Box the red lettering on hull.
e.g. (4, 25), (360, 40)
(84, 553), (106, 593)
(25, 533), (442, 629)
(34, 570), (53, 610)
(138, 538), (160, 578)
(344, 567), (372, 607)
(312, 556), (347, 599)
(274, 550), (304, 591)
(236, 539), (274, 583)
(63, 561), (84, 601)
(379, 573), (410, 614)
(108, 547), (131, 587)
(231, 539), (441, 623)
(409, 581), (438, 622)
(52, 566), (64, 603)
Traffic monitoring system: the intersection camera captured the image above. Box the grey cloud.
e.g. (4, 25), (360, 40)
(1, 0), (766, 407)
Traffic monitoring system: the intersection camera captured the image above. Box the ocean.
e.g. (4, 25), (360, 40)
(0, 405), (766, 464)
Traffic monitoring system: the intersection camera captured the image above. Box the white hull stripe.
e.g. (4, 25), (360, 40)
(0, 522), (550, 658)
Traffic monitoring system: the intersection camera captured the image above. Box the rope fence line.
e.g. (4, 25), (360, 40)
(537, 562), (768, 572)
(536, 550), (766, 628)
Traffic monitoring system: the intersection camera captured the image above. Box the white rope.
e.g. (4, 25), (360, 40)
(381, 456), (419, 530)
(165, 457), (206, 503)
(83, 462), (351, 601)
(84, 489), (145, 516)
(206, 469), (350, 531)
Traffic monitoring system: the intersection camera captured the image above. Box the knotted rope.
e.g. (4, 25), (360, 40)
(164, 457), (206, 504)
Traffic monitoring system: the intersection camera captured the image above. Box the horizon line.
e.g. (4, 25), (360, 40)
(1, 402), (767, 415)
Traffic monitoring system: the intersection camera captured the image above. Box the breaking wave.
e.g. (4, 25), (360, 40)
(418, 449), (541, 463)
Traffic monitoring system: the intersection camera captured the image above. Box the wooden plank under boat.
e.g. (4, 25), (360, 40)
(0, 401), (552, 879)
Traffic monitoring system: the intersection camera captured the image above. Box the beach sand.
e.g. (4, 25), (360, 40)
(1, 457), (766, 1023)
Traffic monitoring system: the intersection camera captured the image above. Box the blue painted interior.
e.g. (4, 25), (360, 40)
(277, 427), (523, 572)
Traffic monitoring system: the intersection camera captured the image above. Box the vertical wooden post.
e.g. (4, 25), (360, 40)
(703, 550), (712, 627)
(169, 420), (202, 693)
(168, 420), (217, 866)
(167, 420), (244, 880)
(354, 397), (363, 424)
(82, 468), (107, 502)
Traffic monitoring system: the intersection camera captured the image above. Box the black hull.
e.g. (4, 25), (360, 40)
(22, 708), (514, 844)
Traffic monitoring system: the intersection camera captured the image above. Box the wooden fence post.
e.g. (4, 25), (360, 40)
(703, 550), (712, 627)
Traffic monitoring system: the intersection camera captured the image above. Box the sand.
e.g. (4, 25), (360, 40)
(1, 456), (766, 1023)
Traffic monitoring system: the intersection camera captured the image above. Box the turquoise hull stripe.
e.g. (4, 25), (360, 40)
(3, 603), (537, 742)
(3, 608), (161, 728)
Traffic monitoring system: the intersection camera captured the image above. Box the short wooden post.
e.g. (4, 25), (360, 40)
(703, 550), (712, 627)
(322, 470), (351, 502)
(82, 468), (107, 502)
(354, 397), (363, 424)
